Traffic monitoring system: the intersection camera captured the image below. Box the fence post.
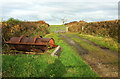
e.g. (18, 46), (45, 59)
(82, 26), (84, 31)
(66, 27), (68, 32)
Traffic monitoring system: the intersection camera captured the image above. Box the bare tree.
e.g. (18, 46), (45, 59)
(61, 18), (67, 25)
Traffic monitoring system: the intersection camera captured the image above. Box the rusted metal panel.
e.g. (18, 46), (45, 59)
(5, 35), (58, 53)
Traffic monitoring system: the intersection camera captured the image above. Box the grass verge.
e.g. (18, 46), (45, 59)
(66, 33), (118, 65)
(66, 33), (118, 52)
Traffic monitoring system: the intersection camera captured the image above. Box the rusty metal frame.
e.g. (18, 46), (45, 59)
(5, 35), (58, 52)
(18, 35), (24, 43)
(6, 35), (48, 45)
(33, 35), (42, 43)
(6, 42), (47, 45)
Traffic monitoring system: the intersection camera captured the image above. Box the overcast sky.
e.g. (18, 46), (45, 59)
(0, 0), (120, 25)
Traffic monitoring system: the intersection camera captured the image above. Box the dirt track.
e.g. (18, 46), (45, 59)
(60, 34), (118, 77)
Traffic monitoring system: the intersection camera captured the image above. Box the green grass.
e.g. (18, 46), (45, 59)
(2, 54), (56, 77)
(66, 33), (118, 52)
(45, 33), (98, 77)
(2, 33), (98, 77)
(50, 25), (66, 33)
(65, 33), (118, 65)
(70, 36), (118, 62)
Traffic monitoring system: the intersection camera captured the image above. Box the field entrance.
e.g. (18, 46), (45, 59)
(50, 25), (67, 33)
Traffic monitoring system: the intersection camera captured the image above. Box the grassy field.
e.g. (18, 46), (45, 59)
(66, 33), (118, 52)
(2, 54), (56, 77)
(2, 33), (98, 77)
(50, 25), (66, 33)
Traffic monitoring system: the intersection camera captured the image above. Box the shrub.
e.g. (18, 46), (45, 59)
(2, 18), (50, 54)
(67, 20), (118, 39)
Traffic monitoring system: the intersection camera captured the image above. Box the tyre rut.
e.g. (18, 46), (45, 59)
(59, 34), (118, 77)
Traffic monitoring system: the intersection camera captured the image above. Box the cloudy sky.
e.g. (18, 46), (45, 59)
(0, 0), (119, 25)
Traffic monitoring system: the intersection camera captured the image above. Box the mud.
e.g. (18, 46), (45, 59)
(69, 35), (118, 57)
(60, 34), (118, 77)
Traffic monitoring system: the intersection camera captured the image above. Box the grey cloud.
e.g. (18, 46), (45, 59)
(1, 1), (118, 24)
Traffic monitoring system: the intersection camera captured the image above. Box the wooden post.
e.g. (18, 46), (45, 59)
(51, 46), (62, 58)
(66, 27), (68, 32)
(82, 26), (84, 31)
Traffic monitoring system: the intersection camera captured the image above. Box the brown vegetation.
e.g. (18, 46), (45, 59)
(2, 19), (50, 44)
(24, 20), (49, 27)
(65, 20), (119, 39)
